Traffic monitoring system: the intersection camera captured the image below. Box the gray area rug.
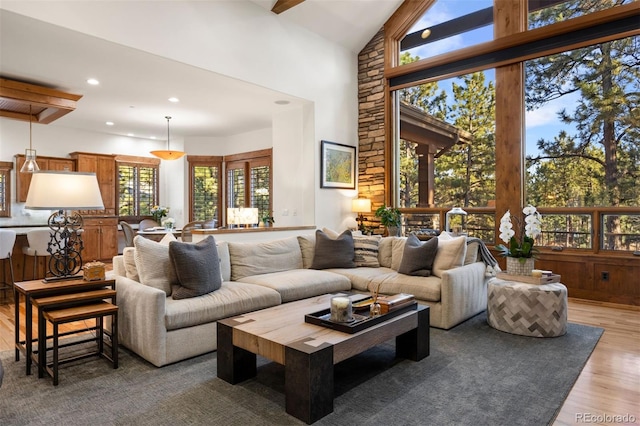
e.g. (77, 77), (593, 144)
(0, 312), (602, 426)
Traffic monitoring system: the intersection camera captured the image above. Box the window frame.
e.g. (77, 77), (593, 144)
(378, 0), (640, 253)
(187, 155), (223, 223)
(115, 155), (160, 222)
(188, 148), (273, 226)
(0, 161), (12, 218)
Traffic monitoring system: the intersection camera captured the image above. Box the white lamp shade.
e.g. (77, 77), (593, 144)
(25, 171), (104, 210)
(351, 198), (371, 213)
(227, 207), (259, 225)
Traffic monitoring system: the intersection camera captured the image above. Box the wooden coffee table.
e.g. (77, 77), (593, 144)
(217, 293), (430, 424)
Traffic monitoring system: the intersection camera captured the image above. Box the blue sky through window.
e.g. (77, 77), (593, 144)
(403, 0), (579, 157)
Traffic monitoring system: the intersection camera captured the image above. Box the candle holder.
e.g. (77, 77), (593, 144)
(330, 296), (353, 323)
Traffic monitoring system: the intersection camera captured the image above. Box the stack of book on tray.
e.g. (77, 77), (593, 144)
(376, 293), (415, 314)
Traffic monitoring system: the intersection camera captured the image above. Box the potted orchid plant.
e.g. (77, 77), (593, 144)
(495, 205), (543, 275)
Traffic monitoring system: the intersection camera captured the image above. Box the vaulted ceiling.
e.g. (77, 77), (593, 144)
(0, 1), (402, 140)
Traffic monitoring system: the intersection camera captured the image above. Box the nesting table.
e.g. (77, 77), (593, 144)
(13, 277), (117, 376)
(487, 278), (568, 337)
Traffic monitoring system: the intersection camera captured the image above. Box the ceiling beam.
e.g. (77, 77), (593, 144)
(0, 78), (82, 124)
(271, 0), (305, 15)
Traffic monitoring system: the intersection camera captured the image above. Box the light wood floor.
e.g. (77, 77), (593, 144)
(0, 295), (638, 424)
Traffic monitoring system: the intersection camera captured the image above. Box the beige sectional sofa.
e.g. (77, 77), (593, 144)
(112, 231), (490, 367)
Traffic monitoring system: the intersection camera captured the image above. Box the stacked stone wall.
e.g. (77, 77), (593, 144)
(357, 29), (386, 230)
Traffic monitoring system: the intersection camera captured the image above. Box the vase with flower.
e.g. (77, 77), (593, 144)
(150, 205), (169, 225)
(495, 205), (543, 276)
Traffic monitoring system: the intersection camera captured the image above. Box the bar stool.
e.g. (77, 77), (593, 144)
(0, 230), (16, 301)
(22, 229), (51, 280)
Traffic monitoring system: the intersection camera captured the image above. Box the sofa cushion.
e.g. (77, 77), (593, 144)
(327, 267), (395, 291)
(297, 234), (316, 269)
(398, 235), (438, 277)
(378, 237), (395, 268)
(370, 272), (441, 302)
(353, 235), (381, 267)
(310, 229), (356, 269)
(217, 241), (231, 281)
(164, 281), (282, 331)
(229, 237), (303, 281)
(170, 236), (222, 300)
(237, 269), (351, 303)
(133, 234), (178, 295)
(432, 234), (467, 278)
(123, 247), (140, 282)
(390, 237), (406, 271)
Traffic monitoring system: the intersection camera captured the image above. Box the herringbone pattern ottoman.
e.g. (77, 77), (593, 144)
(487, 278), (567, 337)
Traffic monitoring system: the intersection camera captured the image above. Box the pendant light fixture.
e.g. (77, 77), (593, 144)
(20, 104), (40, 173)
(150, 116), (185, 160)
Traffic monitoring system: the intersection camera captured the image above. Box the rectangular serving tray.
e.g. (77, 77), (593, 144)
(496, 272), (561, 285)
(305, 300), (418, 334)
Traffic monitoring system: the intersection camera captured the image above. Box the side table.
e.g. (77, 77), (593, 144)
(13, 277), (116, 375)
(487, 278), (568, 337)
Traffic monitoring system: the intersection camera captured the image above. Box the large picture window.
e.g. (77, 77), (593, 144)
(387, 0), (639, 252)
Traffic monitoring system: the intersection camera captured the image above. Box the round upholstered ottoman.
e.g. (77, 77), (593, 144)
(487, 278), (568, 337)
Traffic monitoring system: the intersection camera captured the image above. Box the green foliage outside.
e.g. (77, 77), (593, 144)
(396, 1), (638, 249)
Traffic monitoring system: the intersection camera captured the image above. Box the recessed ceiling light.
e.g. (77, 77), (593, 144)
(87, 78), (100, 85)
(150, 136), (156, 140)
(421, 29), (431, 39)
(275, 100), (290, 105)
(168, 97), (180, 103)
(127, 133), (135, 137)
(106, 121), (114, 126)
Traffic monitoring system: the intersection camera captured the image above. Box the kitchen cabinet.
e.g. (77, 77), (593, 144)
(15, 155), (76, 202)
(81, 217), (118, 261)
(69, 152), (116, 215)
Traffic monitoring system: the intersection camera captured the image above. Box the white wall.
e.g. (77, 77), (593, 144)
(1, 1), (360, 231)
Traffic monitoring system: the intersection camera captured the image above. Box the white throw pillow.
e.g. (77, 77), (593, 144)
(391, 237), (407, 271)
(122, 247), (139, 282)
(432, 235), (467, 278)
(133, 234), (178, 295)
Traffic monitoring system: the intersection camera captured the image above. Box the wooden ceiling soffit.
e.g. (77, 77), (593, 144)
(400, 102), (472, 152)
(0, 78), (82, 124)
(271, 0), (305, 15)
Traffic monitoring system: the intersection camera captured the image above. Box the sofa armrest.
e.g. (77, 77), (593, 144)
(115, 275), (168, 367)
(439, 262), (487, 329)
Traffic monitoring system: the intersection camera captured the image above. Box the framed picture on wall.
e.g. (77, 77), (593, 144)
(320, 140), (356, 189)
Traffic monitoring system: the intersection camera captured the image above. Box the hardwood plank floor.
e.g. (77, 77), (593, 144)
(0, 296), (638, 424)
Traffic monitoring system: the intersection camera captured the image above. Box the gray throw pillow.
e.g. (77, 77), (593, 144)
(169, 236), (222, 299)
(398, 234), (438, 277)
(310, 229), (356, 269)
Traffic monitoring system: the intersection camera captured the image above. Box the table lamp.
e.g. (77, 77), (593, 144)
(25, 171), (104, 282)
(351, 198), (371, 232)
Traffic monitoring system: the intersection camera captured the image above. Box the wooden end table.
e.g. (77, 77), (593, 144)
(13, 277), (116, 376)
(217, 294), (430, 424)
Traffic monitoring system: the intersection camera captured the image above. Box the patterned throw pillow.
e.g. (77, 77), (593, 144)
(353, 235), (382, 267)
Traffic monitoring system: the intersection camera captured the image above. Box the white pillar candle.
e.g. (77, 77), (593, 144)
(330, 296), (353, 322)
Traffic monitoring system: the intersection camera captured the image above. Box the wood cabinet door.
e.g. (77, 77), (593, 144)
(81, 222), (102, 262)
(82, 217), (118, 261)
(98, 156), (116, 214)
(48, 158), (75, 172)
